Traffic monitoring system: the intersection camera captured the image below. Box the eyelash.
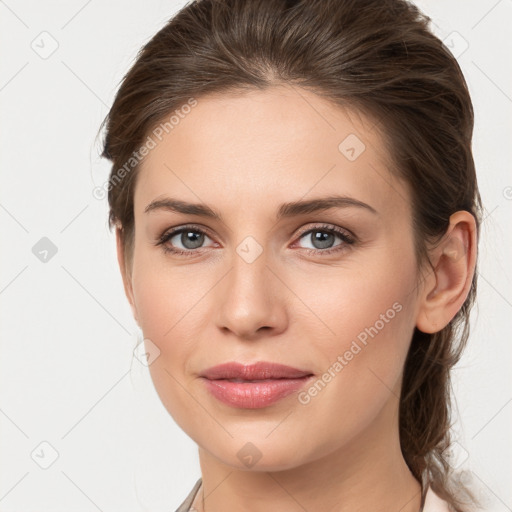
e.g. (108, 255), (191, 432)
(155, 223), (356, 257)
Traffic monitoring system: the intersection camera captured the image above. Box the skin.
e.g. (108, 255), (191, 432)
(116, 85), (477, 512)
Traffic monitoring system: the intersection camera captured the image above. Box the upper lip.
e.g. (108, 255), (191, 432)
(200, 361), (313, 380)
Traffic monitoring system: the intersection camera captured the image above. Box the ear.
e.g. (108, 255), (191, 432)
(415, 211), (477, 334)
(115, 225), (140, 326)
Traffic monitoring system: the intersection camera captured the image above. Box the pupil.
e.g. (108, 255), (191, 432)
(313, 231), (333, 249)
(183, 231), (204, 249)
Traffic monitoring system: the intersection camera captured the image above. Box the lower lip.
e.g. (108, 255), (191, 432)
(201, 376), (313, 409)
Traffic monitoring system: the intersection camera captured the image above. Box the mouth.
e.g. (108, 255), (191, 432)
(199, 361), (314, 409)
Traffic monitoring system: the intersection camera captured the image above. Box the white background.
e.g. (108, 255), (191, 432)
(0, 0), (511, 510)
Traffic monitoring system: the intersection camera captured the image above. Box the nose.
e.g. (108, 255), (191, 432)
(214, 245), (288, 341)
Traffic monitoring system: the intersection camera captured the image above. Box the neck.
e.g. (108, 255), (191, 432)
(192, 395), (423, 512)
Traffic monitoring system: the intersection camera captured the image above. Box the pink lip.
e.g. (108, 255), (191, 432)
(200, 361), (314, 409)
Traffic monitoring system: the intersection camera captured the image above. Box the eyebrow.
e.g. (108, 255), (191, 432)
(144, 195), (378, 219)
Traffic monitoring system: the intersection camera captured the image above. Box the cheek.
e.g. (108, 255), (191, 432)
(308, 285), (416, 439)
(131, 245), (205, 343)
(132, 267), (204, 437)
(293, 251), (417, 357)
(130, 255), (217, 431)
(289, 255), (418, 411)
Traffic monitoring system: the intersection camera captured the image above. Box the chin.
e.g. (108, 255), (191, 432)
(198, 433), (315, 472)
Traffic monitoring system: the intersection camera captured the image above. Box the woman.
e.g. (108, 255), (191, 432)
(99, 0), (483, 510)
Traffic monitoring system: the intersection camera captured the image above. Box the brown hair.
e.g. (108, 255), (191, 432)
(99, 0), (483, 509)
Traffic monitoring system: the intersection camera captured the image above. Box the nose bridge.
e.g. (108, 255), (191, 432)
(228, 234), (271, 305)
(215, 233), (285, 338)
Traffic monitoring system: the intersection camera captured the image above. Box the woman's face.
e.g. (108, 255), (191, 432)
(121, 85), (425, 470)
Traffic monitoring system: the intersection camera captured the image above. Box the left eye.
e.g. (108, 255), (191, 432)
(296, 227), (352, 251)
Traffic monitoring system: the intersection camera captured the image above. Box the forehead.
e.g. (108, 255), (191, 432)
(135, 85), (411, 222)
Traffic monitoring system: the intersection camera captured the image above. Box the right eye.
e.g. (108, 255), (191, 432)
(156, 225), (216, 256)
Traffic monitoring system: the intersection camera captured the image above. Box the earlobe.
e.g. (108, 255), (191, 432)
(416, 211), (477, 334)
(115, 226), (139, 326)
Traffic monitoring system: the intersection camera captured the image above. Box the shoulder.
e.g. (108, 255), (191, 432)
(174, 478), (202, 512)
(423, 486), (451, 512)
